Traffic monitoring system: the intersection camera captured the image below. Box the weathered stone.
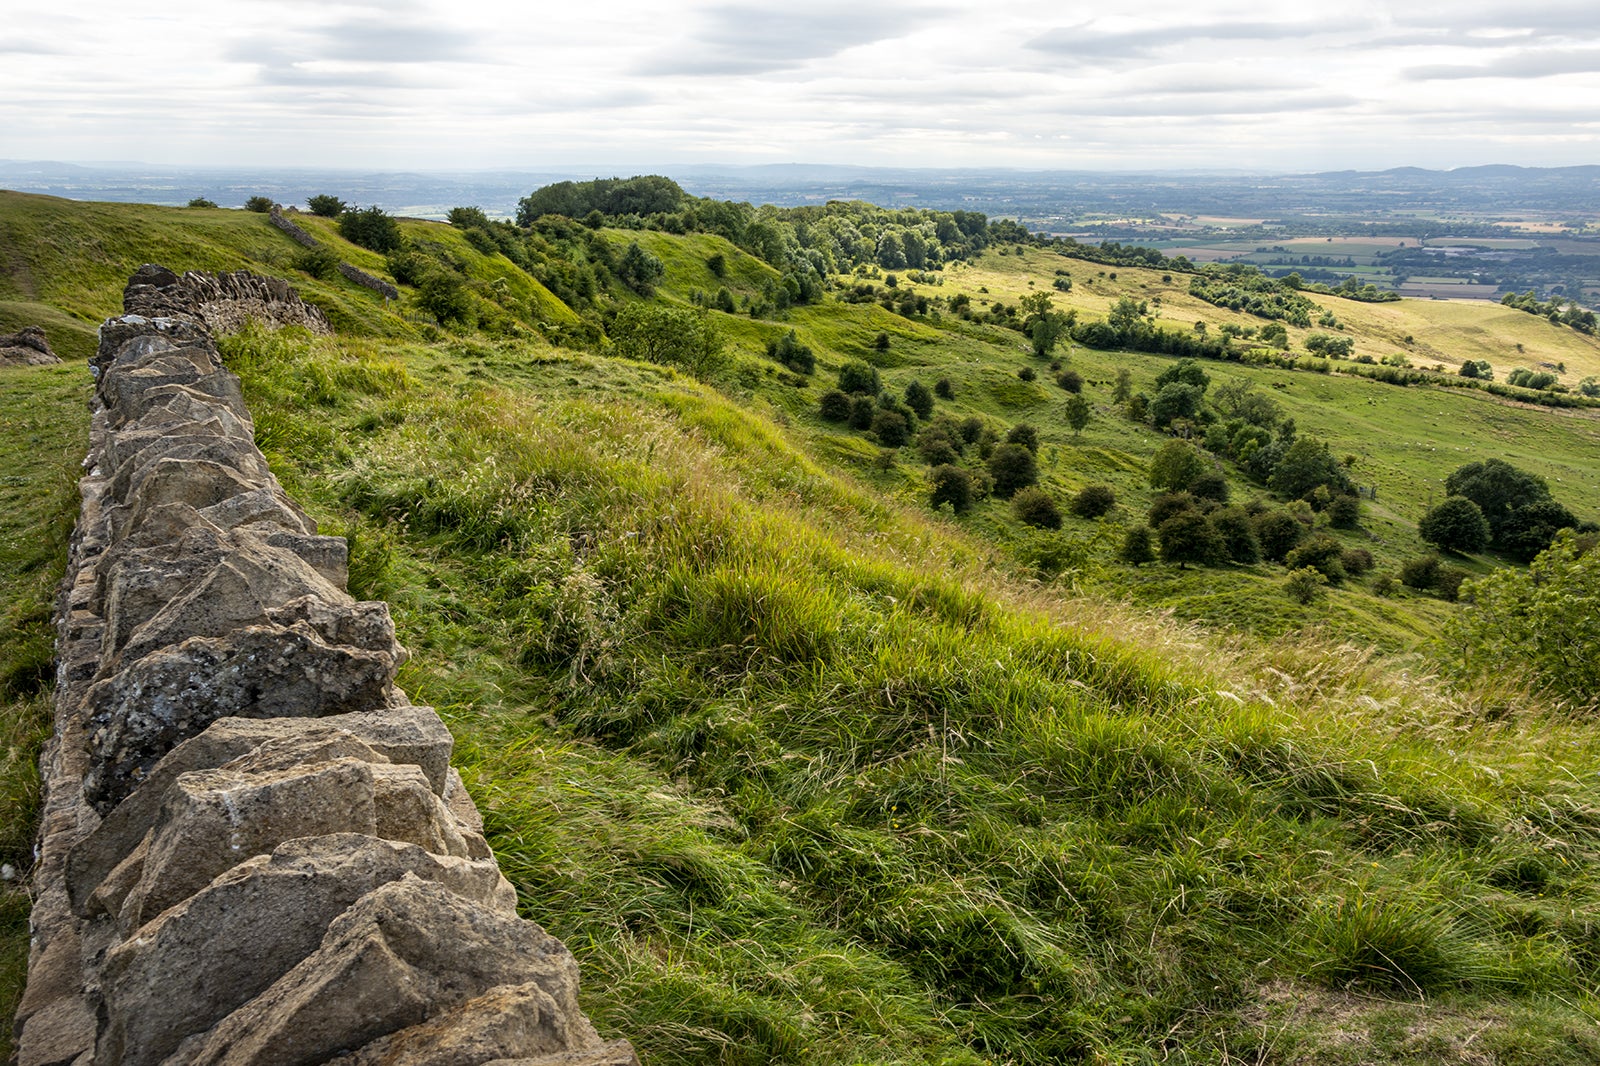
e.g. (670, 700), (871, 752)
(82, 623), (396, 811)
(96, 836), (513, 1066)
(331, 982), (607, 1066)
(67, 707), (453, 910)
(482, 1044), (640, 1066)
(15, 995), (95, 1066)
(0, 325), (62, 367)
(178, 875), (582, 1066)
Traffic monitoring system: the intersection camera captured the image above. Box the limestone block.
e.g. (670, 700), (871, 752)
(176, 875), (582, 1066)
(201, 486), (315, 537)
(482, 1045), (641, 1066)
(67, 707), (453, 909)
(82, 623), (397, 811)
(15, 995), (96, 1066)
(95, 836), (512, 1066)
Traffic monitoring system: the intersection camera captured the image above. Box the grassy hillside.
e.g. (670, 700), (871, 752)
(3, 192), (1600, 1063)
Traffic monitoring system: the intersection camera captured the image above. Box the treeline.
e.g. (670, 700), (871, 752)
(1500, 289), (1597, 334)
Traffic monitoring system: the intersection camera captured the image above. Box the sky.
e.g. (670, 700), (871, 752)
(2, 0), (1598, 172)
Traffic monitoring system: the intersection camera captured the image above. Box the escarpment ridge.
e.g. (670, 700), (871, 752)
(15, 266), (634, 1066)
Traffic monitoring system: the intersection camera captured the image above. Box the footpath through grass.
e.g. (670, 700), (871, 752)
(218, 324), (1600, 1065)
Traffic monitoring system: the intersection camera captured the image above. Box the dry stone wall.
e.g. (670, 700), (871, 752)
(14, 267), (634, 1066)
(269, 208), (400, 301)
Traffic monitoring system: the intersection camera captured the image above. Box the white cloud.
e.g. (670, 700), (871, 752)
(0, 0), (1596, 170)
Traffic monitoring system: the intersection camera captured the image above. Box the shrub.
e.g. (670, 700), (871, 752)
(934, 377), (955, 400)
(1069, 484), (1116, 519)
(871, 408), (911, 448)
(1400, 556), (1441, 590)
(904, 380), (935, 420)
(292, 245), (340, 279)
(1449, 530), (1600, 703)
(417, 271), (472, 325)
(1419, 497), (1490, 554)
(385, 248), (427, 287)
(1006, 423), (1040, 454)
(307, 194), (346, 217)
(818, 390), (852, 423)
(873, 331), (890, 351)
(1284, 534), (1346, 583)
(929, 465), (975, 514)
(1436, 565), (1469, 602)
(1326, 493), (1362, 529)
(1190, 471), (1230, 503)
(1285, 566), (1328, 605)
(706, 252), (726, 277)
(339, 205), (403, 253)
(610, 303), (728, 379)
(1158, 511), (1227, 569)
(1011, 487), (1062, 529)
(767, 330), (815, 375)
(244, 195), (275, 212)
(1148, 492), (1198, 528)
(849, 395), (877, 430)
(1017, 366), (1037, 382)
(987, 443), (1039, 498)
(839, 360), (881, 395)
(1120, 524), (1156, 566)
(1056, 369), (1083, 393)
(1372, 573), (1397, 597)
(1339, 548), (1374, 576)
(186, 197), (218, 209)
(1149, 440), (1207, 492)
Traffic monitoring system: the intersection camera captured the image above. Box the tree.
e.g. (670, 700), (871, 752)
(1064, 394), (1092, 437)
(339, 206), (402, 253)
(1149, 383), (1202, 427)
(186, 197), (218, 209)
(930, 465), (975, 514)
(767, 331), (815, 374)
(1154, 358), (1209, 394)
(1120, 524), (1157, 566)
(987, 443), (1039, 498)
(838, 360), (881, 395)
(1418, 497), (1491, 554)
(1070, 484), (1116, 519)
(1252, 508), (1305, 563)
(849, 395), (877, 430)
(904, 380), (935, 420)
(1501, 499), (1580, 562)
(1149, 441), (1207, 492)
(1112, 368), (1133, 403)
(610, 304), (727, 379)
(307, 194), (347, 217)
(1445, 459), (1548, 541)
(244, 195), (274, 213)
(616, 240), (666, 295)
(1107, 296), (1149, 336)
(1158, 511), (1226, 569)
(1269, 437), (1351, 500)
(1449, 530), (1600, 705)
(1011, 487), (1062, 529)
(1208, 507), (1260, 564)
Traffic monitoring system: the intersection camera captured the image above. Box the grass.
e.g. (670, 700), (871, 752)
(207, 324), (1600, 1064)
(0, 363), (90, 1062)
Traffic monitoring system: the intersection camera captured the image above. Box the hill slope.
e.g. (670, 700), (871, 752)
(3, 192), (1600, 1064)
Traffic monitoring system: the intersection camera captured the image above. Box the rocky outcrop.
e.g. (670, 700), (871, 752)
(14, 269), (633, 1066)
(0, 325), (61, 367)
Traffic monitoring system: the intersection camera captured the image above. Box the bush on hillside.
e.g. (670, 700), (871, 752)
(1069, 484), (1116, 519)
(339, 206), (403, 253)
(1011, 487), (1062, 529)
(987, 444), (1039, 498)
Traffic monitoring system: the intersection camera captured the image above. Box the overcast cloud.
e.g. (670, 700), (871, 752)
(1, 0), (1596, 171)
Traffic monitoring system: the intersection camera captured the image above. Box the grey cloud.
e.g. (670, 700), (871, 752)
(1389, 1), (1600, 36)
(0, 38), (62, 55)
(1041, 93), (1361, 119)
(638, 3), (935, 76)
(1405, 48), (1600, 80)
